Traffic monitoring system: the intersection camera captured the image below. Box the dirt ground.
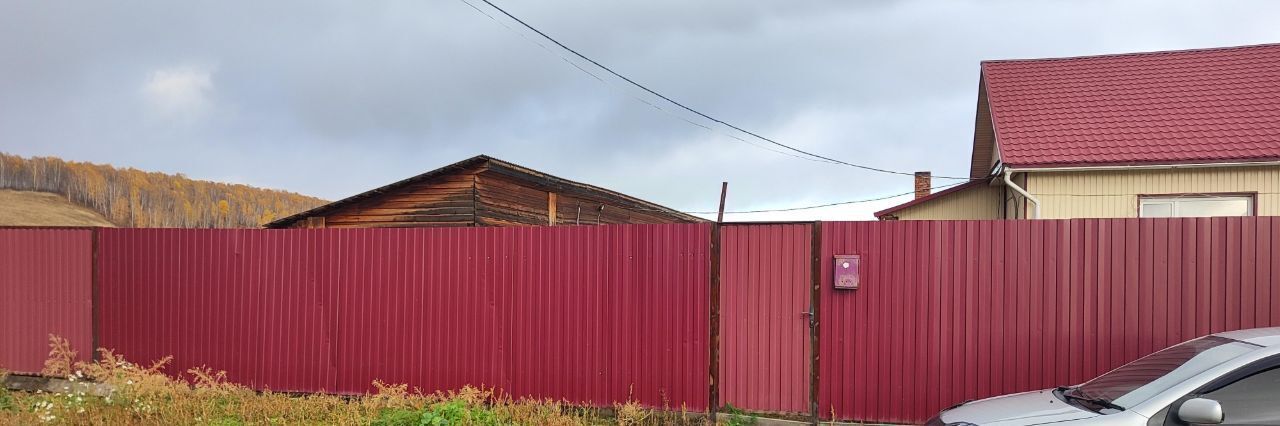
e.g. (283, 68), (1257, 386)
(0, 189), (115, 227)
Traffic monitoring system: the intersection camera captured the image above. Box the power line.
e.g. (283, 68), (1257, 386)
(462, 0), (973, 180)
(686, 181), (968, 214)
(456, 0), (837, 164)
(614, 180), (972, 216)
(695, 188), (1280, 215)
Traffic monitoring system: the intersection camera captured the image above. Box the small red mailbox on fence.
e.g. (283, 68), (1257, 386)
(833, 254), (860, 289)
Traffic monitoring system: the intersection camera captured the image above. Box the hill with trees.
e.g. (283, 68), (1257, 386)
(0, 153), (327, 228)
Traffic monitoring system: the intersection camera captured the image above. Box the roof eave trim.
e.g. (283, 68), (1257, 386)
(1005, 159), (1280, 173)
(982, 70), (1006, 179)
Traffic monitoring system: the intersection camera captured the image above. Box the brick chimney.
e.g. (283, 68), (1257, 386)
(914, 171), (931, 199)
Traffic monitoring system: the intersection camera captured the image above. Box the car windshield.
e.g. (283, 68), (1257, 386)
(1073, 335), (1259, 408)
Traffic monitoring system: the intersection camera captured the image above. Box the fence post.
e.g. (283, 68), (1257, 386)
(809, 221), (821, 424)
(90, 227), (101, 362)
(709, 222), (721, 422)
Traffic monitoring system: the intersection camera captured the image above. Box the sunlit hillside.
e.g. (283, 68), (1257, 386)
(0, 153), (327, 228)
(0, 189), (115, 227)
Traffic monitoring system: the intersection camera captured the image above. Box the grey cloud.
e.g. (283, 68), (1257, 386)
(2, 0), (1279, 219)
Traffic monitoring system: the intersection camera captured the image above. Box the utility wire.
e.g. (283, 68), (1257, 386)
(456, 0), (836, 164)
(686, 181), (968, 214)
(691, 188), (1280, 215)
(463, 0), (973, 180)
(611, 180), (972, 215)
(451, 7), (1262, 217)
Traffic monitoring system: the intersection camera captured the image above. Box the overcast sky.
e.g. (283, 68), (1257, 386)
(3, 1), (1279, 220)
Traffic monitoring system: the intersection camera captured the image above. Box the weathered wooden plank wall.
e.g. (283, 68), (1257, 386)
(308, 165), (482, 228)
(289, 160), (701, 228)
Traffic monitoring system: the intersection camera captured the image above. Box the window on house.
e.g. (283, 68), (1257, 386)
(1139, 195), (1253, 218)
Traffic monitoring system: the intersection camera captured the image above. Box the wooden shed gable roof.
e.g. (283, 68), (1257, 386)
(266, 155), (703, 228)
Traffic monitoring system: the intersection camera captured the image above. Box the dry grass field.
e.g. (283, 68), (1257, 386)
(0, 337), (744, 425)
(0, 190), (115, 227)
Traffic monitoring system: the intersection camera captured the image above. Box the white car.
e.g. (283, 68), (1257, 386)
(927, 327), (1280, 425)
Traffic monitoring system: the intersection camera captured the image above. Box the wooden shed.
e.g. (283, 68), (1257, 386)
(265, 155), (704, 228)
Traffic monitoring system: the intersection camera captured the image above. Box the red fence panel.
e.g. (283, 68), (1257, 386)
(0, 228), (94, 374)
(819, 217), (1280, 424)
(96, 225), (710, 409)
(8, 217), (1279, 423)
(719, 223), (812, 414)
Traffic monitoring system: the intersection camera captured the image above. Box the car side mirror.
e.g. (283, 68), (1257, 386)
(1178, 398), (1224, 424)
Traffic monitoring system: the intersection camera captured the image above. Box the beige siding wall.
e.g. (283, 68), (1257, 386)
(1029, 165), (1280, 219)
(891, 183), (1005, 220)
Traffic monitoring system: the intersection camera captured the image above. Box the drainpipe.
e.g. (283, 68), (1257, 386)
(1003, 168), (1041, 219)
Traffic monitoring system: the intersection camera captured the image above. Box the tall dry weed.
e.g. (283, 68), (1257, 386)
(1, 335), (714, 425)
(40, 335), (76, 378)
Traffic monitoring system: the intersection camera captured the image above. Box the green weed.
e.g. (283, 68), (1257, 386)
(721, 403), (758, 426)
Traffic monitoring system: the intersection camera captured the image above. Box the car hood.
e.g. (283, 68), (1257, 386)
(940, 389), (1097, 425)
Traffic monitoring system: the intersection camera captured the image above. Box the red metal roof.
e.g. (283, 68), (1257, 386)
(984, 43), (1280, 168)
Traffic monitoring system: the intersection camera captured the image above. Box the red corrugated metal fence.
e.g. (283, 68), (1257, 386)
(0, 228), (94, 374)
(95, 225), (710, 409)
(4, 218), (1280, 424)
(820, 218), (1280, 424)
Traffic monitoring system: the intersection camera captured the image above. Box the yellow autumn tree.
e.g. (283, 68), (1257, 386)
(0, 152), (327, 228)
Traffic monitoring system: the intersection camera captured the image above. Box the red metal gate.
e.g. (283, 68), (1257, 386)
(719, 223), (813, 414)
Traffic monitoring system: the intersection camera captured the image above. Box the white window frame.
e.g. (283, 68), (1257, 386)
(1138, 194), (1255, 218)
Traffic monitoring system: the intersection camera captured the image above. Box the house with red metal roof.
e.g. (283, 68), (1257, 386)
(877, 43), (1280, 220)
